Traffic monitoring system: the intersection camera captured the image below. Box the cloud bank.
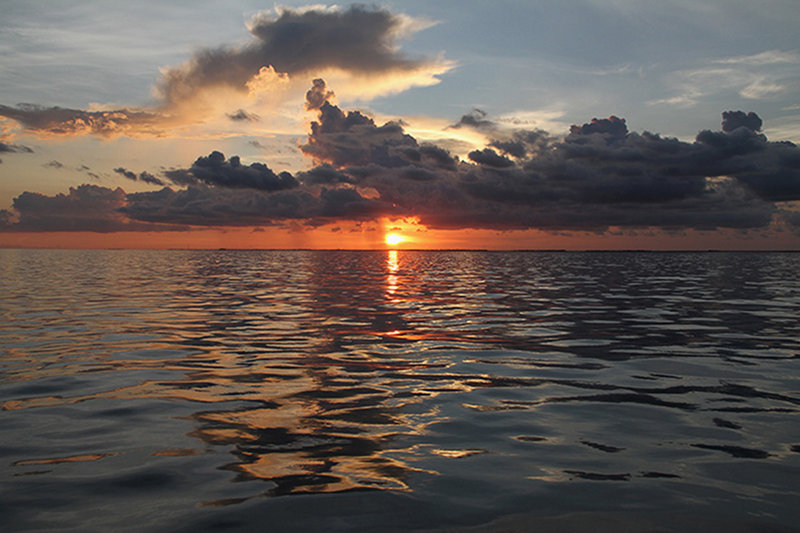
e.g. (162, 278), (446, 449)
(4, 79), (800, 236)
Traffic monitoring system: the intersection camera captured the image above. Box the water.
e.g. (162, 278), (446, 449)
(1, 250), (799, 532)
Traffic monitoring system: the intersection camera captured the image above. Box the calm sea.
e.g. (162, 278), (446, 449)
(1, 250), (799, 532)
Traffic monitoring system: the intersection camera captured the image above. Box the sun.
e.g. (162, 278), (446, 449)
(385, 233), (405, 246)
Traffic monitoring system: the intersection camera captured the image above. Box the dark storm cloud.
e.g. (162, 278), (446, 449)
(157, 5), (440, 104)
(0, 104), (159, 136)
(164, 151), (299, 191)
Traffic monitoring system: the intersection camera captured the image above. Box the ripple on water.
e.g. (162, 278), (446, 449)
(1, 250), (799, 532)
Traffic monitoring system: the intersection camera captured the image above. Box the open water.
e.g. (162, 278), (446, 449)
(1, 250), (799, 532)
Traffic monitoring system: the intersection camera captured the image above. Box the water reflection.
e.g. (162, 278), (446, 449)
(2, 251), (800, 530)
(386, 249), (399, 297)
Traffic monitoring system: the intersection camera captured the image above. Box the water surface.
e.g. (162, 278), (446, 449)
(1, 250), (799, 531)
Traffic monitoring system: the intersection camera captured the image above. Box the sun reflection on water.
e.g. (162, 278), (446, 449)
(386, 249), (399, 296)
(4, 249), (800, 527)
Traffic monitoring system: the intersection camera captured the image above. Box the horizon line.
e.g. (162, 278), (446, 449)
(1, 247), (799, 253)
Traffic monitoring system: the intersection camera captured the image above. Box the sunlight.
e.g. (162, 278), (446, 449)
(385, 233), (405, 246)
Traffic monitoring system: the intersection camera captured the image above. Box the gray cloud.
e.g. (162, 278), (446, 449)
(305, 78), (335, 111)
(0, 184), (182, 232)
(721, 110), (763, 133)
(468, 148), (515, 168)
(569, 116), (628, 137)
(0, 140), (34, 153)
(3, 79), (799, 235)
(163, 151), (299, 191)
(114, 167), (166, 186)
(450, 109), (495, 131)
(0, 6), (447, 138)
(157, 5), (442, 105)
(120, 185), (396, 228)
(227, 109), (260, 122)
(0, 104), (160, 137)
(300, 98), (417, 167)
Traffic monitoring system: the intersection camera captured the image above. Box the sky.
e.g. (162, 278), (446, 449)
(1, 0), (799, 249)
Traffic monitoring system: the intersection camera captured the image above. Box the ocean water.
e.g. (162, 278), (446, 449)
(1, 249), (799, 532)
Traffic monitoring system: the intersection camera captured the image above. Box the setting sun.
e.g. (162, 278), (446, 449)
(385, 233), (405, 246)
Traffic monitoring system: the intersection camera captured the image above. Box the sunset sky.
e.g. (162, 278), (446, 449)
(1, 0), (799, 249)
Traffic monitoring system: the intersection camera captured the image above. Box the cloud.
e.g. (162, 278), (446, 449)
(0, 140), (34, 153)
(713, 50), (800, 66)
(721, 110), (762, 132)
(119, 185), (396, 228)
(0, 104), (161, 137)
(114, 167), (165, 186)
(3, 80), (800, 235)
(156, 5), (448, 105)
(226, 109), (260, 122)
(305, 78), (335, 111)
(164, 151), (298, 191)
(44, 160), (64, 169)
(0, 184), (182, 232)
(299, 84), (418, 167)
(0, 5), (451, 138)
(653, 49), (800, 107)
(468, 148), (515, 168)
(450, 109), (495, 131)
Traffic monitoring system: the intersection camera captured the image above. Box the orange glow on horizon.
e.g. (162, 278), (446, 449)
(2, 223), (800, 251)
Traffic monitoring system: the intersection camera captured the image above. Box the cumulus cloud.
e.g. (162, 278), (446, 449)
(163, 151), (299, 191)
(721, 110), (763, 132)
(0, 5), (451, 138)
(156, 5), (447, 105)
(3, 79), (800, 235)
(299, 80), (456, 171)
